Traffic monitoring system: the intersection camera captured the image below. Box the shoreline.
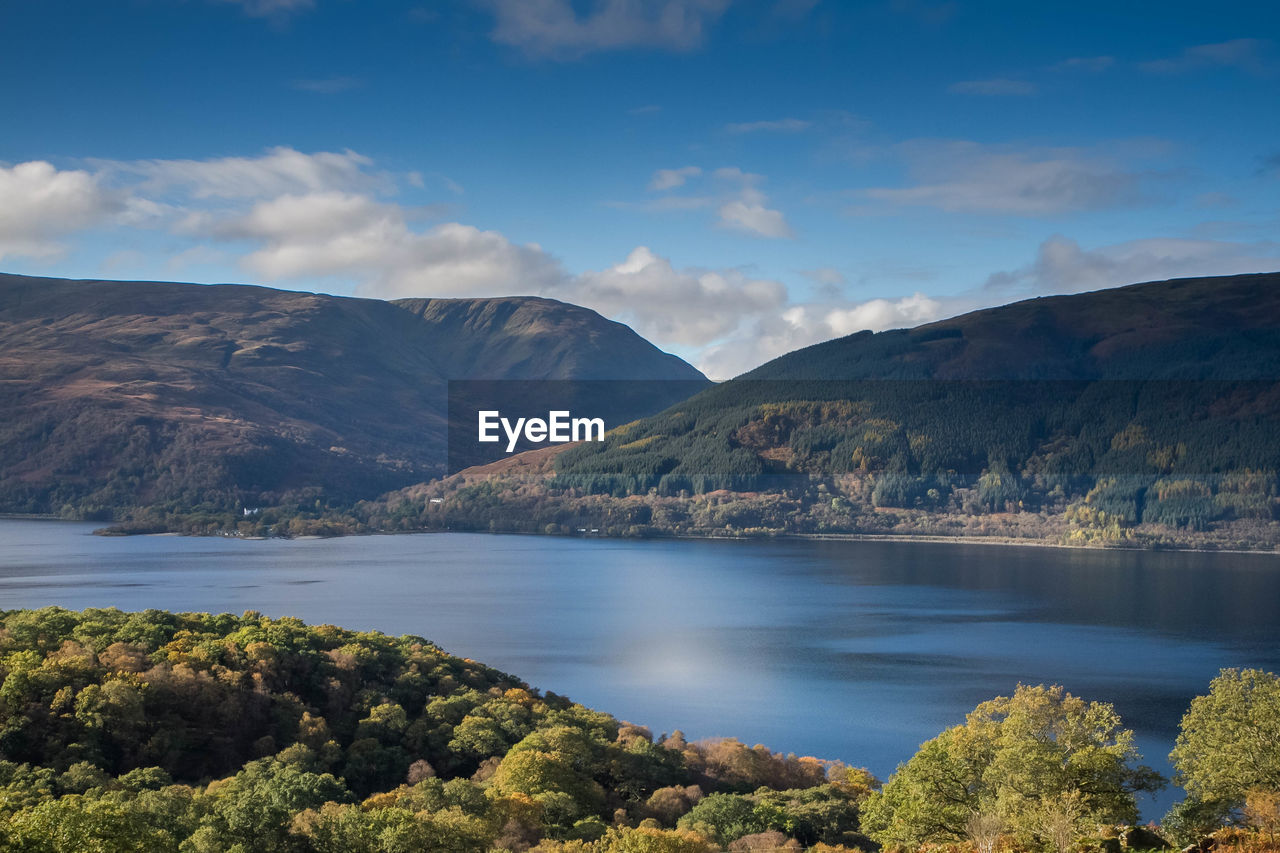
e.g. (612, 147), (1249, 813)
(78, 520), (1280, 556)
(779, 531), (1280, 556)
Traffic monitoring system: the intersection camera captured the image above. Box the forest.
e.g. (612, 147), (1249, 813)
(0, 607), (1277, 853)
(310, 376), (1278, 553)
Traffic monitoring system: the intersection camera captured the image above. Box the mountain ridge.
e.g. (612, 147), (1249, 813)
(374, 271), (1280, 550)
(0, 272), (707, 518)
(737, 272), (1280, 381)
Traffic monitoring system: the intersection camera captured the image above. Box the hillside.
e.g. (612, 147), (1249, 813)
(11, 606), (1261, 852)
(737, 271), (1280, 382)
(0, 273), (707, 519)
(374, 273), (1280, 549)
(0, 606), (876, 851)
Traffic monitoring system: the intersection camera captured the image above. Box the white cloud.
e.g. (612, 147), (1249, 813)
(948, 78), (1036, 96)
(649, 166), (702, 190)
(717, 196), (793, 238)
(820, 293), (941, 335)
(985, 234), (1280, 296)
(1050, 55), (1114, 73)
(712, 169), (793, 238)
(0, 149), (814, 377)
(725, 118), (813, 133)
(199, 191), (794, 370)
(0, 161), (120, 260)
(215, 0), (315, 17)
(697, 292), (944, 378)
(205, 191), (567, 296)
(96, 147), (384, 200)
(1139, 38), (1271, 74)
(862, 139), (1147, 215)
(478, 0), (733, 59)
(567, 246), (788, 347)
(640, 165), (793, 238)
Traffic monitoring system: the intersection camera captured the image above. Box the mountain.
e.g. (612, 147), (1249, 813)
(381, 272), (1280, 549)
(736, 271), (1280, 382)
(0, 273), (707, 518)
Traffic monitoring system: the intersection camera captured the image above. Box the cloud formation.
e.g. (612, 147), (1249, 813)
(0, 161), (121, 260)
(0, 147), (954, 376)
(96, 147), (385, 200)
(639, 165), (794, 238)
(1049, 55), (1114, 73)
(568, 247), (788, 347)
(985, 233), (1280, 296)
(478, 0), (734, 59)
(988, 234), (1280, 297)
(717, 194), (793, 238)
(649, 166), (702, 190)
(862, 140), (1148, 215)
(11, 145), (1269, 380)
(208, 191), (567, 296)
(1139, 38), (1271, 74)
(697, 292), (944, 379)
(214, 0), (315, 17)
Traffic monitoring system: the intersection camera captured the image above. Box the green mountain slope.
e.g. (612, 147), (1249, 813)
(0, 273), (707, 518)
(394, 273), (1280, 548)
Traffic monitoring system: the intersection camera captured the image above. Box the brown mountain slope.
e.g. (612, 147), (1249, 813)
(0, 273), (706, 516)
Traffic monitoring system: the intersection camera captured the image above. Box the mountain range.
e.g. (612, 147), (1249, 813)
(384, 272), (1280, 549)
(0, 273), (706, 518)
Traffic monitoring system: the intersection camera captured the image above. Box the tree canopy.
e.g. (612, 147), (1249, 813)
(1170, 668), (1280, 806)
(860, 684), (1164, 848)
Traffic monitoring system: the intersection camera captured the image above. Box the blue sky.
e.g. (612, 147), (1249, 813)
(2, 0), (1278, 377)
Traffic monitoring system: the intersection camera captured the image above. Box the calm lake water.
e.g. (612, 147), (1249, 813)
(1, 518), (1278, 818)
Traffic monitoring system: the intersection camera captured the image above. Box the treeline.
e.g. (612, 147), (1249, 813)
(532, 381), (1280, 544)
(0, 409), (430, 523)
(0, 607), (871, 852)
(1, 608), (1279, 852)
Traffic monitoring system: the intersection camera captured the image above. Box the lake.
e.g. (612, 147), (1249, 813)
(1, 518), (1278, 818)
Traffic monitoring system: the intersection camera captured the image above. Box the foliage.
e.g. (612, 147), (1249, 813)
(0, 607), (858, 852)
(860, 684), (1164, 849)
(1170, 669), (1280, 806)
(2, 607), (1277, 853)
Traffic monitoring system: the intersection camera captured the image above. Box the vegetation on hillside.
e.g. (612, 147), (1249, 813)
(349, 274), (1280, 551)
(0, 608), (1277, 852)
(0, 273), (705, 522)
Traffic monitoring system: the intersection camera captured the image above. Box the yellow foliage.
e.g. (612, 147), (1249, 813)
(1110, 424), (1149, 452)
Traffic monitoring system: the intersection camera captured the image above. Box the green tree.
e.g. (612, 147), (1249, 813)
(196, 757), (352, 851)
(5, 795), (178, 853)
(1170, 669), (1280, 807)
(861, 684), (1163, 848)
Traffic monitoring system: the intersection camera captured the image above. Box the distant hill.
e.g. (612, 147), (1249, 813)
(0, 273), (707, 518)
(737, 271), (1280, 382)
(382, 273), (1280, 549)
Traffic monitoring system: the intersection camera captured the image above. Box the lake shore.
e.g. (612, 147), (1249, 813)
(99, 520), (1280, 556)
(778, 531), (1280, 556)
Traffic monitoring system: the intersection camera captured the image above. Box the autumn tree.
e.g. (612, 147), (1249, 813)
(1170, 669), (1280, 807)
(861, 684), (1163, 849)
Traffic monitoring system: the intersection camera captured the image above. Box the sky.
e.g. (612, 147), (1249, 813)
(1, 0), (1278, 378)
